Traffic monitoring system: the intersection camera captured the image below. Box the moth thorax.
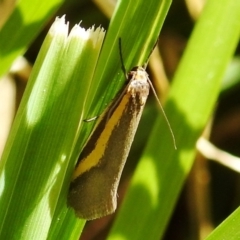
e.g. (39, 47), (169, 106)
(128, 79), (150, 105)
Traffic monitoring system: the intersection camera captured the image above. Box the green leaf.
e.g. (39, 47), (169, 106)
(0, 0), (64, 76)
(57, 0), (173, 238)
(206, 206), (240, 240)
(0, 16), (105, 239)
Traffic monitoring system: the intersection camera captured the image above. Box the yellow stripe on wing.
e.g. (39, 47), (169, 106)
(72, 92), (131, 179)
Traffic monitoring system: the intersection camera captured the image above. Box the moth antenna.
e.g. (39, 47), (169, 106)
(147, 78), (177, 149)
(118, 38), (128, 78)
(119, 37), (176, 148)
(144, 37), (159, 68)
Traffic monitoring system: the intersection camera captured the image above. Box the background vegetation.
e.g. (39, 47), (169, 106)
(0, 0), (240, 239)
